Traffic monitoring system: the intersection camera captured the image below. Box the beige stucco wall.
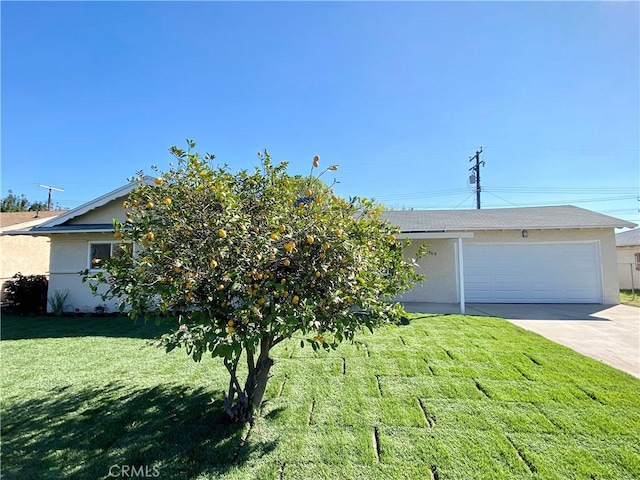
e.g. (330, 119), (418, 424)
(0, 235), (52, 301)
(400, 228), (620, 305)
(48, 233), (119, 313)
(617, 246), (640, 290)
(398, 239), (459, 303)
(67, 199), (127, 225)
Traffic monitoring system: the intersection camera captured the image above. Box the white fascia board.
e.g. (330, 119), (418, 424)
(396, 232), (474, 240)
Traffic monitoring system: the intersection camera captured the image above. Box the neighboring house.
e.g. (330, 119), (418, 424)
(7, 179), (636, 313)
(0, 211), (63, 301)
(616, 228), (640, 290)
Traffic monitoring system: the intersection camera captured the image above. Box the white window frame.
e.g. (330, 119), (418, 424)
(88, 241), (135, 270)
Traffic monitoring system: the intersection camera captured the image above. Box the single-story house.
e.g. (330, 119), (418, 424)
(616, 227), (640, 290)
(7, 179), (635, 313)
(1, 211), (63, 301)
(383, 206), (635, 310)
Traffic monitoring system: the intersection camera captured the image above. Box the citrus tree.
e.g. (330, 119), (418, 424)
(84, 142), (423, 424)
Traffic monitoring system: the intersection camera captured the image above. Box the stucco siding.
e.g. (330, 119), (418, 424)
(0, 235), (52, 300)
(399, 239), (458, 303)
(617, 246), (640, 290)
(48, 233), (120, 313)
(67, 199), (127, 225)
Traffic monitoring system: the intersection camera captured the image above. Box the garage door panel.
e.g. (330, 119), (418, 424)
(464, 242), (601, 303)
(529, 291), (563, 301)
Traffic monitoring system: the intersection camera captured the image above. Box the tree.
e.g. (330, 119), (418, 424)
(84, 142), (423, 424)
(0, 191), (48, 212)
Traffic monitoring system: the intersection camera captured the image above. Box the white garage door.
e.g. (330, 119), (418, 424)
(464, 242), (602, 303)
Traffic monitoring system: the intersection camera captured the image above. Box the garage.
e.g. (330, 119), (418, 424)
(464, 242), (603, 303)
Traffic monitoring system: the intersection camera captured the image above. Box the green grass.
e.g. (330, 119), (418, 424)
(620, 290), (640, 308)
(2, 314), (639, 479)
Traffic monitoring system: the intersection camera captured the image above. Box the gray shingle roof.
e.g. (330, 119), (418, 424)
(381, 206), (635, 232)
(616, 228), (640, 247)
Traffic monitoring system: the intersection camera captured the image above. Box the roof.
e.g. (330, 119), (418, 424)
(381, 206), (636, 232)
(6, 179), (636, 237)
(616, 228), (640, 247)
(33, 176), (155, 230)
(0, 211), (64, 229)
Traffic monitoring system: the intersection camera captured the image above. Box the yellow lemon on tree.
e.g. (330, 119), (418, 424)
(155, 177), (163, 185)
(113, 231), (122, 239)
(284, 241), (295, 253)
(306, 235), (314, 244)
(269, 233), (278, 240)
(292, 295), (299, 304)
(210, 259), (218, 268)
(218, 229), (227, 238)
(283, 259), (291, 267)
(227, 326), (235, 334)
(163, 198), (172, 206)
(146, 201), (155, 209)
(227, 319), (235, 327)
(313, 155), (319, 168)
(279, 225), (286, 233)
(217, 284), (225, 291)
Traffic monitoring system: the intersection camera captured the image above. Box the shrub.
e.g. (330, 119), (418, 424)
(4, 273), (48, 315)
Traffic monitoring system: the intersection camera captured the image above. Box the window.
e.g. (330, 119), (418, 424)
(88, 242), (133, 269)
(635, 253), (640, 271)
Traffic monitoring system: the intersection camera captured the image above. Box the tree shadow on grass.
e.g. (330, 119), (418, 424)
(1, 382), (277, 480)
(1, 315), (177, 341)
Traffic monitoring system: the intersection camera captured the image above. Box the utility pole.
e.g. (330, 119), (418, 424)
(468, 148), (484, 209)
(39, 184), (64, 211)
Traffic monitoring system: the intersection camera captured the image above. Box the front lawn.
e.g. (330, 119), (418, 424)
(1, 314), (639, 479)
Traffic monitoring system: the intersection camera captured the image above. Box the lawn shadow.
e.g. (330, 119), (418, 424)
(1, 382), (276, 480)
(1, 315), (177, 341)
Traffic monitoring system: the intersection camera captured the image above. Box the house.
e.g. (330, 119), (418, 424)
(616, 227), (640, 290)
(383, 206), (635, 311)
(7, 178), (635, 313)
(0, 211), (63, 301)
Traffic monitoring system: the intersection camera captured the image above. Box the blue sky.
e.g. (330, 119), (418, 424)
(2, 1), (638, 226)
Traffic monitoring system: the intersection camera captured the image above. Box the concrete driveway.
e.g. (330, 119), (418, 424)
(469, 304), (640, 378)
(403, 302), (640, 378)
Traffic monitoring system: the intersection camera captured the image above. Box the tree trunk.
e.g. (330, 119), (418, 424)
(224, 335), (274, 425)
